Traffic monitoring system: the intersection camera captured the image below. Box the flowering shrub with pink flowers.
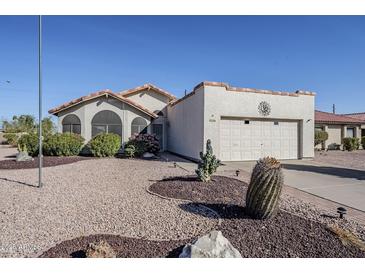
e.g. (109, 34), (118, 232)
(124, 133), (160, 157)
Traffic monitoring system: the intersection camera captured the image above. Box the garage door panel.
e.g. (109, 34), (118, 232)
(220, 118), (298, 161)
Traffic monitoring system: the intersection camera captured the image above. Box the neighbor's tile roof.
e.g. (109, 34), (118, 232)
(48, 89), (158, 118)
(342, 112), (365, 121)
(315, 110), (365, 124)
(119, 83), (177, 101)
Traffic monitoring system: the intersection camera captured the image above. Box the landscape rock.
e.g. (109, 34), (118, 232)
(143, 152), (155, 158)
(16, 151), (33, 162)
(179, 230), (242, 258)
(85, 240), (116, 258)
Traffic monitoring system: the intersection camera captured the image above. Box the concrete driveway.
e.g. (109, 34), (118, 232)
(161, 152), (365, 212)
(221, 160), (365, 212)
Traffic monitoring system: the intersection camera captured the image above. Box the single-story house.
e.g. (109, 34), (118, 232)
(315, 110), (365, 150)
(49, 81), (316, 161)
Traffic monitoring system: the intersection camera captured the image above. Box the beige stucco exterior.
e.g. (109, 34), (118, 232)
(52, 82), (315, 161)
(167, 84), (315, 160)
(56, 90), (169, 150)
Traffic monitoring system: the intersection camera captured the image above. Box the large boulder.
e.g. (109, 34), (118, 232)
(16, 151), (33, 162)
(179, 230), (242, 258)
(85, 240), (116, 258)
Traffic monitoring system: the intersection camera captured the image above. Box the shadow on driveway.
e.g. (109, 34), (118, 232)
(283, 163), (365, 181)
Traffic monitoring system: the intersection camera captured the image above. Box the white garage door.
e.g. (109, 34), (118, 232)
(220, 118), (299, 161)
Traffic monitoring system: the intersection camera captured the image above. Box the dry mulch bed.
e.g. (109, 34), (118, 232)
(40, 234), (190, 258)
(149, 175), (365, 258)
(0, 156), (91, 170)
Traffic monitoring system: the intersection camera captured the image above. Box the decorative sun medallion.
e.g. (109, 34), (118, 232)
(258, 101), (271, 116)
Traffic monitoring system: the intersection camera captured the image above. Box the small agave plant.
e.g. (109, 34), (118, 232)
(245, 157), (284, 220)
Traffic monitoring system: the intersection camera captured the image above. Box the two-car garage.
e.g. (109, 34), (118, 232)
(219, 118), (299, 161)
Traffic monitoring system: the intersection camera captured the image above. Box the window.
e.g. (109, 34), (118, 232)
(347, 127), (355, 138)
(131, 117), (148, 135)
(315, 126), (324, 132)
(274, 121), (279, 125)
(91, 110), (122, 138)
(62, 114), (81, 134)
(244, 120), (250, 124)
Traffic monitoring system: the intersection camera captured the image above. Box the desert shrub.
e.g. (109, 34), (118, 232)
(314, 130), (328, 147)
(246, 157), (284, 220)
(124, 144), (136, 158)
(43, 133), (84, 156)
(195, 139), (221, 182)
(133, 133), (160, 154)
(124, 139), (146, 157)
(343, 137), (360, 151)
(125, 133), (160, 157)
(17, 133), (39, 157)
(3, 133), (19, 146)
(361, 137), (365, 149)
(89, 133), (121, 157)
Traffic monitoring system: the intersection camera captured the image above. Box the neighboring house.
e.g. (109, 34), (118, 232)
(49, 81), (315, 161)
(315, 110), (365, 150)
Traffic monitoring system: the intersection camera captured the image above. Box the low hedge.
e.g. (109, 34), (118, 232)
(362, 137), (365, 149)
(89, 133), (121, 157)
(314, 131), (328, 147)
(43, 133), (85, 156)
(343, 137), (360, 151)
(17, 133), (39, 157)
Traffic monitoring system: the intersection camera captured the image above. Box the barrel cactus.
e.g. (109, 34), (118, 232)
(195, 139), (221, 182)
(245, 157), (284, 220)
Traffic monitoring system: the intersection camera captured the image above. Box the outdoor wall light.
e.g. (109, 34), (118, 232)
(337, 207), (347, 219)
(236, 170), (240, 176)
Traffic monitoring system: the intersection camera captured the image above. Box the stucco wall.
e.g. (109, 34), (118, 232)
(57, 96), (151, 144)
(326, 125), (342, 149)
(167, 87), (205, 159)
(125, 89), (170, 116)
(203, 85), (315, 159)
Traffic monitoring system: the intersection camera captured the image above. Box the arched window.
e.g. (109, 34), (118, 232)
(91, 110), (122, 137)
(131, 117), (147, 135)
(62, 114), (81, 134)
(154, 110), (164, 117)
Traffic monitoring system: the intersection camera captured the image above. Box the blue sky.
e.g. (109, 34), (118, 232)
(1, 16), (365, 122)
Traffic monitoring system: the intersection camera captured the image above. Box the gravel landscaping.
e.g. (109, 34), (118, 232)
(314, 150), (365, 170)
(149, 175), (365, 257)
(0, 159), (217, 257)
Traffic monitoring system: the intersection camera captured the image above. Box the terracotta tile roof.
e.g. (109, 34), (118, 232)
(119, 83), (177, 101)
(193, 81), (316, 97)
(342, 112), (365, 121)
(315, 110), (365, 124)
(48, 89), (158, 118)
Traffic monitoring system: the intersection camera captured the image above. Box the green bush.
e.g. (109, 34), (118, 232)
(124, 139), (147, 157)
(314, 130), (328, 147)
(362, 137), (365, 149)
(17, 133), (39, 157)
(89, 133), (121, 157)
(3, 133), (18, 146)
(43, 133), (85, 156)
(343, 137), (360, 151)
(124, 144), (136, 158)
